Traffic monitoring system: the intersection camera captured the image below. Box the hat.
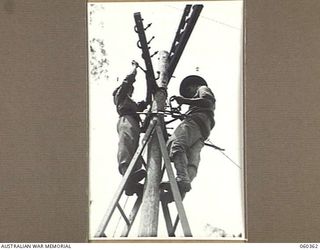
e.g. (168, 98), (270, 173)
(179, 75), (207, 97)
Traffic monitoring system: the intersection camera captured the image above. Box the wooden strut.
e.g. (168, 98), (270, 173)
(156, 125), (192, 237)
(120, 195), (143, 237)
(94, 119), (157, 238)
(94, 117), (192, 237)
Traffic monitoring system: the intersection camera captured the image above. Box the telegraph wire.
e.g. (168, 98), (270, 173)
(165, 4), (241, 31)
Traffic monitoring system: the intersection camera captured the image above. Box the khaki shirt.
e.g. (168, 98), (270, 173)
(113, 80), (139, 117)
(187, 86), (215, 138)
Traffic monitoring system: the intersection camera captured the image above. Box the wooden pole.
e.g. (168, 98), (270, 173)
(138, 51), (169, 236)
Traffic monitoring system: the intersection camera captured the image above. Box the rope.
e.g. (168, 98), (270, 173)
(219, 150), (241, 169)
(206, 138), (241, 169)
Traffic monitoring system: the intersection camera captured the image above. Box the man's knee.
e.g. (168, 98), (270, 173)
(169, 143), (187, 160)
(188, 166), (197, 182)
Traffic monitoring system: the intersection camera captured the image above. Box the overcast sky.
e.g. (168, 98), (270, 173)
(88, 1), (244, 239)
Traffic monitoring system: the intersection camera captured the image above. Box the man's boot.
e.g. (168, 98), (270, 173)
(125, 182), (144, 197)
(160, 181), (186, 204)
(119, 166), (146, 196)
(128, 169), (146, 183)
(125, 169), (146, 197)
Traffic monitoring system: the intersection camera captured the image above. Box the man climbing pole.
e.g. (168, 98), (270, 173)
(161, 75), (216, 203)
(113, 60), (148, 197)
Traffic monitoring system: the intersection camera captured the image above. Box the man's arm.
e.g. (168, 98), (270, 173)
(173, 85), (215, 108)
(137, 101), (148, 112)
(113, 61), (138, 104)
(124, 60), (138, 83)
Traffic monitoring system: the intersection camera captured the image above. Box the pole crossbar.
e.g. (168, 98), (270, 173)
(168, 4), (192, 59)
(134, 12), (157, 104)
(167, 5), (203, 81)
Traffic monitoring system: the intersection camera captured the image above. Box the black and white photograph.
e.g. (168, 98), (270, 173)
(88, 1), (244, 239)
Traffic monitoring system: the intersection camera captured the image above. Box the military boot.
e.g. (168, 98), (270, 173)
(159, 181), (186, 204)
(119, 167), (146, 197)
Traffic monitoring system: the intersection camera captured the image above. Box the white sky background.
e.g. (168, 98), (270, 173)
(89, 1), (244, 239)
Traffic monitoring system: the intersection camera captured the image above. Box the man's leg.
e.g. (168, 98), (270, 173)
(117, 116), (142, 172)
(167, 118), (203, 192)
(187, 138), (205, 182)
(161, 136), (204, 203)
(117, 116), (145, 196)
(173, 152), (191, 192)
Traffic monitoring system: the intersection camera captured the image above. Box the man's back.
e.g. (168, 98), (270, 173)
(187, 85), (216, 138)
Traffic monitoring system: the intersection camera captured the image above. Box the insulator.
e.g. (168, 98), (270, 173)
(137, 40), (142, 49)
(144, 23), (152, 30)
(137, 64), (147, 73)
(147, 36), (155, 44)
(150, 51), (158, 58)
(155, 71), (160, 80)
